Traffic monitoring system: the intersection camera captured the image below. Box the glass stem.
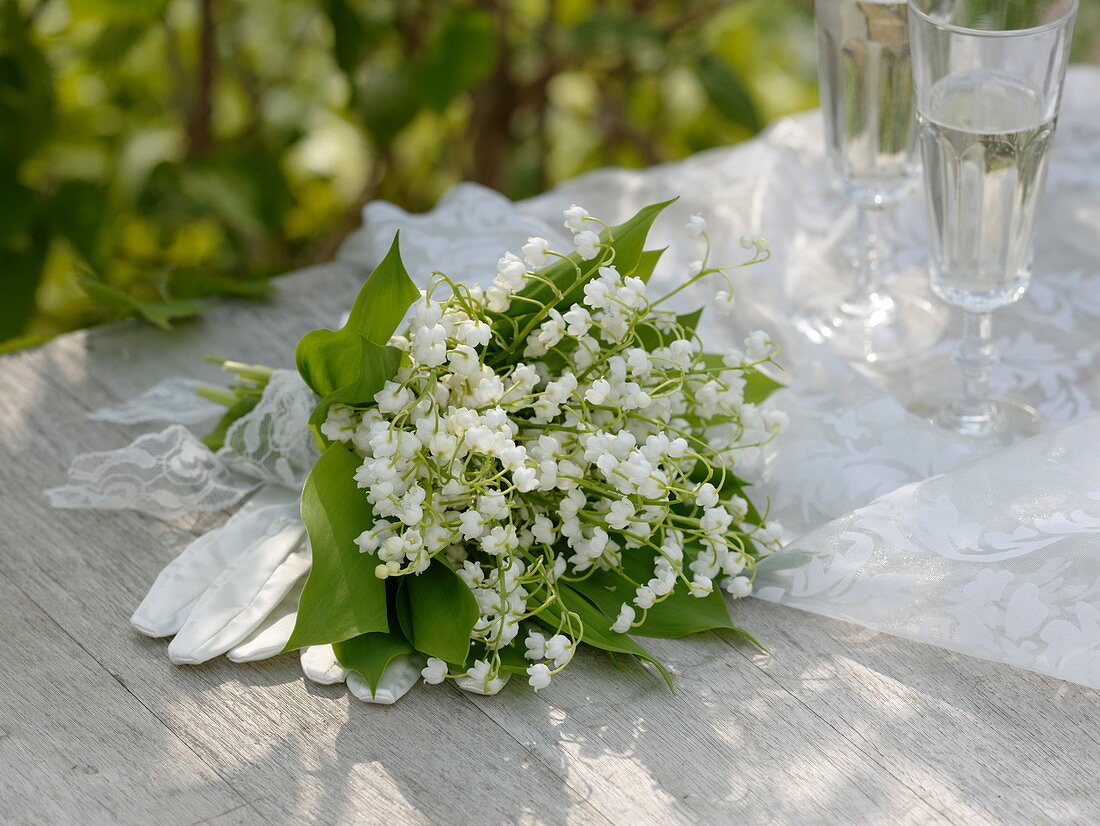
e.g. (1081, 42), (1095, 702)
(844, 202), (892, 315)
(954, 311), (999, 421)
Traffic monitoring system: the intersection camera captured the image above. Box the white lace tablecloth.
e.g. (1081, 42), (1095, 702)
(339, 66), (1100, 689)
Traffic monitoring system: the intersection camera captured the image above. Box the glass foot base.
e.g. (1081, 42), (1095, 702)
(794, 288), (946, 364)
(909, 394), (1045, 445)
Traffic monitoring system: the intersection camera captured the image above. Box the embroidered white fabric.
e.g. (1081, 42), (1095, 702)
(48, 66), (1100, 697)
(754, 416), (1100, 687)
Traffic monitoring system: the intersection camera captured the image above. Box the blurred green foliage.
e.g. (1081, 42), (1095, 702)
(1, 0), (1097, 350)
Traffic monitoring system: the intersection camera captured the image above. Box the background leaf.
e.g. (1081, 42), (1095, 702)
(415, 9), (498, 112)
(78, 274), (206, 329)
(53, 180), (109, 268)
(168, 270), (274, 300)
(0, 1), (54, 162)
(0, 234), (48, 340)
(325, 0), (367, 77)
(694, 53), (762, 134)
(355, 65), (421, 146)
(6, 0), (1099, 353)
(69, 0), (170, 22)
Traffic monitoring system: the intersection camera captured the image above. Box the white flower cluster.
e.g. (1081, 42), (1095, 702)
(322, 206), (783, 694)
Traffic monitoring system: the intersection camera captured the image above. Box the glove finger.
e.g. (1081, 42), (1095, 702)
(225, 577), (305, 663)
(300, 645), (349, 685)
(168, 523), (309, 664)
(131, 485), (300, 637)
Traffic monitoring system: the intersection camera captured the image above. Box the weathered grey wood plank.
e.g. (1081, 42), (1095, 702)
(464, 635), (953, 825)
(2, 261), (1098, 825)
(0, 576), (257, 826)
(723, 600), (1100, 824)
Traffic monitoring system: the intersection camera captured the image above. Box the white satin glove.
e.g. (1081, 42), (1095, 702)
(132, 484), (424, 703)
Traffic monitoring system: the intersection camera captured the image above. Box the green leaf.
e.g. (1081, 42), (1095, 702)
(325, 0), (367, 76)
(333, 631), (415, 694)
(676, 308), (703, 336)
(404, 560), (479, 663)
(536, 583), (673, 691)
(633, 247), (666, 284)
(575, 556), (736, 640)
(79, 275), (206, 329)
(395, 581), (414, 642)
(695, 53), (762, 133)
(489, 640), (531, 675)
(296, 233), (419, 398)
(633, 295), (700, 352)
(415, 8), (497, 112)
(699, 352), (784, 405)
(743, 368), (784, 404)
(284, 444), (388, 651)
(356, 65), (421, 146)
(492, 200), (677, 363)
(308, 337), (402, 437)
(508, 198), (676, 317)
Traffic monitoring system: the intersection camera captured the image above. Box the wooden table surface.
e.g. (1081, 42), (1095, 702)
(2, 262), (1097, 826)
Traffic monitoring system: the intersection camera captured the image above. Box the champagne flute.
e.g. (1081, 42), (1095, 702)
(798, 0), (945, 363)
(908, 0), (1077, 442)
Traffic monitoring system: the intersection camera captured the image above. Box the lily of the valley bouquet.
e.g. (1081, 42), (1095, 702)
(53, 198), (786, 702)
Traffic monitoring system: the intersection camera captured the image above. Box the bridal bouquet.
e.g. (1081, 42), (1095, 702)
(49, 196), (785, 701)
(195, 198), (785, 696)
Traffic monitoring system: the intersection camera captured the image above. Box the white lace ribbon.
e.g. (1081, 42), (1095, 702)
(88, 377), (224, 425)
(43, 424), (258, 518)
(45, 369), (320, 518)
